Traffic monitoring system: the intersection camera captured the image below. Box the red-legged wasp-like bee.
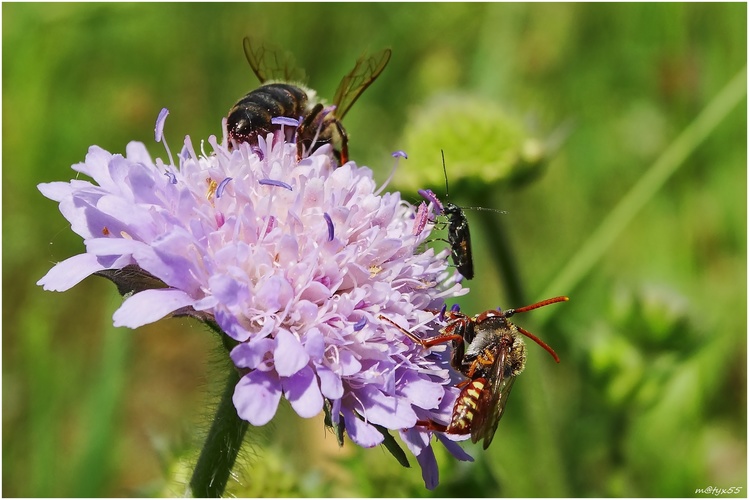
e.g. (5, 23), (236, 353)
(380, 296), (568, 449)
(227, 37), (391, 165)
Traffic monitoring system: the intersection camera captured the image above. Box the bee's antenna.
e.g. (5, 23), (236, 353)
(516, 325), (561, 363)
(504, 296), (569, 363)
(506, 296), (569, 316)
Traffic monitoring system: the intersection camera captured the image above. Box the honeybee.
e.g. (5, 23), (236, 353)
(227, 37), (391, 164)
(380, 296), (568, 449)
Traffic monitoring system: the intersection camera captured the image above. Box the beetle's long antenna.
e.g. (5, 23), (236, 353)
(441, 149), (450, 200)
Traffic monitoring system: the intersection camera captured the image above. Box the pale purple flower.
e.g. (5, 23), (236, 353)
(37, 111), (472, 488)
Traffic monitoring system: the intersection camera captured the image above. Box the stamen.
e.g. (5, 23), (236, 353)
(412, 202), (428, 236)
(374, 149), (408, 196)
(216, 177), (233, 198)
(323, 212), (335, 241)
(368, 265), (383, 278)
(264, 215), (276, 236)
(271, 116), (300, 127)
(418, 189), (444, 214)
(439, 304), (448, 321)
(353, 318), (367, 331)
(208, 135), (222, 158)
(258, 178), (293, 191)
(164, 171), (177, 184)
(206, 178), (218, 201)
(154, 108), (174, 167)
(154, 108), (168, 142)
(220, 116), (229, 149)
(183, 135), (198, 162)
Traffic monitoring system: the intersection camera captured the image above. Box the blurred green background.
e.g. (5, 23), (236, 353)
(3, 3), (746, 497)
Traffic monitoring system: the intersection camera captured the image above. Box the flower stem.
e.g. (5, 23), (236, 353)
(477, 209), (526, 305)
(189, 362), (248, 497)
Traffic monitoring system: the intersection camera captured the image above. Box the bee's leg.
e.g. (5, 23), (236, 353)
(415, 420), (449, 433)
(334, 119), (349, 164)
(378, 315), (464, 347)
(297, 103), (325, 159)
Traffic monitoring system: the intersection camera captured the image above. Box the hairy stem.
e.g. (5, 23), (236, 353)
(189, 333), (248, 498)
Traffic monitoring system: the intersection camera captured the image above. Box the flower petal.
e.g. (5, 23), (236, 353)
(358, 385), (417, 428)
(341, 407), (384, 448)
(256, 275), (294, 313)
(36, 253), (105, 291)
(416, 443), (439, 490)
(112, 288), (195, 328)
(230, 338), (274, 370)
(316, 364), (344, 399)
(436, 433), (474, 462)
(282, 366), (323, 418)
(274, 330), (309, 377)
(398, 373), (445, 410)
(234, 370), (282, 426)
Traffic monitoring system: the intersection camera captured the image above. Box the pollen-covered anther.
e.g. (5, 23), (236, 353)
(206, 178), (218, 201)
(368, 264), (383, 278)
(413, 201), (429, 236)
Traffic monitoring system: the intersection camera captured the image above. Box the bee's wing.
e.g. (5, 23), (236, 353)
(331, 48), (391, 120)
(242, 36), (306, 84)
(471, 347), (516, 449)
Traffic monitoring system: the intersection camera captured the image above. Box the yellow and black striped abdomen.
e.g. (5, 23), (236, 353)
(448, 378), (487, 434)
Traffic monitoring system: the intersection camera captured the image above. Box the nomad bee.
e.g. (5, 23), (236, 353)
(227, 37), (391, 164)
(381, 296), (568, 449)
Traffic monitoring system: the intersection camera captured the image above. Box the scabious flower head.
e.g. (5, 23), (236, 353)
(37, 110), (472, 488)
